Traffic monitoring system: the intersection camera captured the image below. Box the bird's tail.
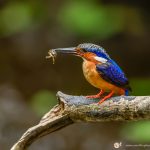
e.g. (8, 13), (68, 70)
(125, 89), (129, 96)
(125, 87), (132, 96)
(124, 85), (132, 96)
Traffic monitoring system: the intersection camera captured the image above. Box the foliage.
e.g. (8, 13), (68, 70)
(58, 1), (123, 39)
(130, 78), (150, 96)
(121, 121), (150, 143)
(30, 90), (57, 116)
(0, 1), (45, 37)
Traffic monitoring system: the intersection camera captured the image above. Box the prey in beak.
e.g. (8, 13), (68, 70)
(46, 47), (77, 64)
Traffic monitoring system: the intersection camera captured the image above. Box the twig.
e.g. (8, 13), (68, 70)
(11, 91), (150, 150)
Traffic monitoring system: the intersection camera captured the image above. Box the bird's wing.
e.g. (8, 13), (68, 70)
(96, 60), (131, 90)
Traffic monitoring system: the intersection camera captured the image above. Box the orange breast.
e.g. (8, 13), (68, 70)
(82, 60), (125, 95)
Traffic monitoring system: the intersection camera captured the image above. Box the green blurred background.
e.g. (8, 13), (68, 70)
(0, 0), (149, 149)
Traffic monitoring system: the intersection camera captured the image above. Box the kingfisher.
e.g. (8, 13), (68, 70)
(47, 43), (131, 104)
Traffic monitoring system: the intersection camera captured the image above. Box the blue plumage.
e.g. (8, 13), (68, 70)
(125, 89), (129, 96)
(87, 48), (110, 60)
(96, 60), (130, 90)
(78, 43), (110, 59)
(78, 43), (131, 91)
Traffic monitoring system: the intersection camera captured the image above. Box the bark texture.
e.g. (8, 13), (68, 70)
(11, 91), (150, 150)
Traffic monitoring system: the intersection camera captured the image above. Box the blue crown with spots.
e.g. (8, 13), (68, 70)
(77, 43), (110, 60)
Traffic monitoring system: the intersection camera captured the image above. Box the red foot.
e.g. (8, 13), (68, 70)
(98, 91), (114, 104)
(86, 90), (104, 99)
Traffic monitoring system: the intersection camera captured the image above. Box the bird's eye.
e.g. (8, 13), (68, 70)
(81, 48), (87, 53)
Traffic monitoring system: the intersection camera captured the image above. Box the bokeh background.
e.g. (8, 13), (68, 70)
(0, 0), (150, 149)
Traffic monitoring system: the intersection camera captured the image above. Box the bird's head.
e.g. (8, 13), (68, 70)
(50, 43), (110, 64)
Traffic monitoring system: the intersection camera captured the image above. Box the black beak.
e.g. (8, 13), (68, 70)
(52, 47), (77, 55)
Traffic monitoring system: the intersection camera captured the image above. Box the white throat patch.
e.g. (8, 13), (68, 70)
(94, 56), (107, 63)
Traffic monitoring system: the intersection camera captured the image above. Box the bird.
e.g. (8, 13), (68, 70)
(48, 43), (131, 104)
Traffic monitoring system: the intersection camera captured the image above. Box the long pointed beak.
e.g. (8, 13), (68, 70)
(52, 47), (77, 55)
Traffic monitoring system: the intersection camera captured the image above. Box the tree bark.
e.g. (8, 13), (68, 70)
(11, 91), (150, 150)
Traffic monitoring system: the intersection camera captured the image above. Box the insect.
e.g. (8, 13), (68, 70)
(46, 49), (57, 64)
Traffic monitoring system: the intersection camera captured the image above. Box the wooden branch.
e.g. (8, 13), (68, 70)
(11, 91), (150, 150)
